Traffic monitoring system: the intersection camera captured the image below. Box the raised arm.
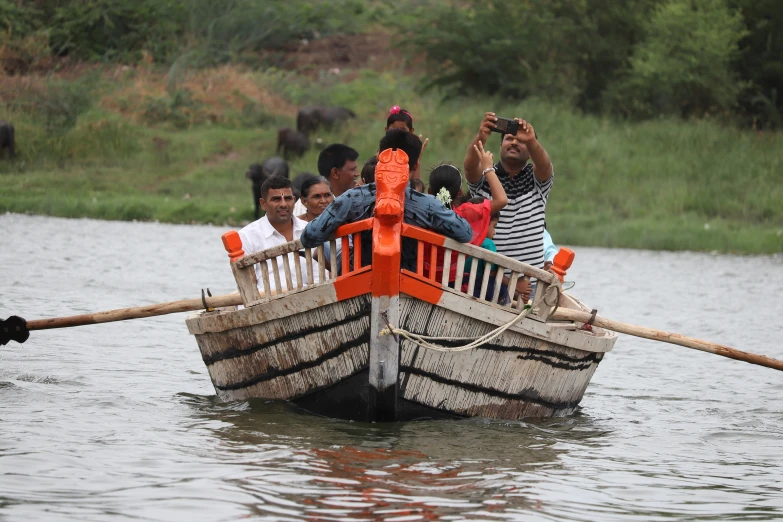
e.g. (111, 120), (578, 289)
(473, 141), (507, 215)
(464, 112), (497, 184)
(515, 119), (552, 182)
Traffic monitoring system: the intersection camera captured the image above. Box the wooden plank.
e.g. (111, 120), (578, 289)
(441, 248), (452, 287)
(491, 269), (505, 304)
(341, 236), (350, 275)
(429, 245), (438, 282)
(329, 240), (338, 280)
(259, 260), (271, 299)
(455, 253), (466, 291)
(466, 257), (479, 297)
(236, 240), (304, 269)
(353, 233), (362, 270)
(270, 257), (282, 293)
(479, 263), (491, 301)
(282, 253), (293, 291)
(232, 263), (261, 305)
(416, 241), (424, 276)
(317, 244), (326, 282)
(294, 249), (304, 289)
(305, 247), (314, 285)
(507, 271), (520, 309)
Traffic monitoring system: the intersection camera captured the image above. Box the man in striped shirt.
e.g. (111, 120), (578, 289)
(464, 113), (553, 302)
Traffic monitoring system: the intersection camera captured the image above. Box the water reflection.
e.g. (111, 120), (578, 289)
(179, 394), (611, 520)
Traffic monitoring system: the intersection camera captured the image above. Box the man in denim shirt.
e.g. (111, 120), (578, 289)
(301, 130), (472, 272)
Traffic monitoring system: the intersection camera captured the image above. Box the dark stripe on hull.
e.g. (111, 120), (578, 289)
(214, 328), (370, 391)
(401, 337), (602, 371)
(399, 365), (592, 411)
(202, 307), (370, 365)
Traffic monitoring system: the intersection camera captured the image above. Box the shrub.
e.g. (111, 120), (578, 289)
(606, 0), (748, 118)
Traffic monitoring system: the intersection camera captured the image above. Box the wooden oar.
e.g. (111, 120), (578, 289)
(1, 292), (244, 345)
(551, 307), (783, 372)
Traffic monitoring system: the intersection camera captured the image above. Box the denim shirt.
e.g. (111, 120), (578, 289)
(301, 184), (473, 272)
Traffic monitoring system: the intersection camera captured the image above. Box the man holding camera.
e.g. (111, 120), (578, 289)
(463, 113), (553, 302)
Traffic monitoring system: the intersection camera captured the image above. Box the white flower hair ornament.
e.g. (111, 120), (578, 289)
(435, 187), (453, 208)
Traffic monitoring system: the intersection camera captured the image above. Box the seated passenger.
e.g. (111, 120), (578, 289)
(462, 209), (510, 304)
(359, 155), (378, 185)
(239, 176), (325, 293)
(300, 129), (472, 272)
(385, 105), (428, 179)
(297, 176), (334, 222)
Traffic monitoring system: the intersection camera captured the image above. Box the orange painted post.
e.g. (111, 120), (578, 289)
(369, 147), (410, 422)
(341, 236), (351, 275)
(550, 247), (575, 282)
(353, 233), (362, 269)
(222, 231), (245, 262)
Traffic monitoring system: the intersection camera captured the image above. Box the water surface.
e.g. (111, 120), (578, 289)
(2, 213), (782, 521)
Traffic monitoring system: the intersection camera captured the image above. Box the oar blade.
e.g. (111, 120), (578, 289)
(1, 316), (30, 345)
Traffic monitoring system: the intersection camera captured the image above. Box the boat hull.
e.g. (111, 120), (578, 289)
(187, 285), (614, 421)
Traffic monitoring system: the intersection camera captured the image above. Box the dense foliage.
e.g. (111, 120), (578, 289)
(403, 0), (782, 127)
(0, 0), (781, 127)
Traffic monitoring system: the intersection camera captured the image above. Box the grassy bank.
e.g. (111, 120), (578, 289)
(1, 65), (781, 253)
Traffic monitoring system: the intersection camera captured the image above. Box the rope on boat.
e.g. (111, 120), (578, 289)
(378, 305), (533, 352)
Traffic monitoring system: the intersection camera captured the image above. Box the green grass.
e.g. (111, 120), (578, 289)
(1, 67), (782, 253)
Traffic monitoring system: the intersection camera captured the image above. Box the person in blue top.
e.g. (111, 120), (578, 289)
(300, 129), (473, 272)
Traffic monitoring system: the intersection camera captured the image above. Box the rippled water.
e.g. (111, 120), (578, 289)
(2, 213), (782, 521)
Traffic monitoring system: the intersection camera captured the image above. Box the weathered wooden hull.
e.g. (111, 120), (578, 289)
(186, 284), (615, 421)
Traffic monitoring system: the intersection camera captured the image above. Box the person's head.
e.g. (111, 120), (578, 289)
(317, 144), (359, 196)
(300, 176), (333, 218)
(409, 178), (425, 192)
(499, 127), (538, 169)
(428, 164), (463, 206)
(260, 176), (295, 226)
(385, 105), (414, 133)
(378, 129), (422, 173)
(360, 155), (378, 185)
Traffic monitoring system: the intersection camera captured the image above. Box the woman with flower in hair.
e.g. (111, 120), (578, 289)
(425, 142), (508, 300)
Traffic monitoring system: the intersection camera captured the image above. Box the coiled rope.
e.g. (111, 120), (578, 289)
(378, 304), (533, 352)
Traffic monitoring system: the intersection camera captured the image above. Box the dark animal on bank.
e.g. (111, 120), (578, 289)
(291, 172), (318, 199)
(296, 106), (356, 136)
(277, 128), (310, 160)
(246, 157), (290, 219)
(0, 121), (15, 160)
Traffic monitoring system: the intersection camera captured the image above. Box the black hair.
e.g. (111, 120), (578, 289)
(386, 108), (413, 130)
(378, 129), (422, 170)
(317, 144), (359, 178)
(428, 164), (462, 202)
(300, 176), (331, 198)
(361, 155), (378, 184)
(260, 175), (293, 200)
(409, 178), (425, 192)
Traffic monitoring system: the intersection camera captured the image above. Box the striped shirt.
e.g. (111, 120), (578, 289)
(468, 162), (553, 269)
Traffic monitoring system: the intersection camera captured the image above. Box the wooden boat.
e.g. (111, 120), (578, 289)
(186, 149), (617, 422)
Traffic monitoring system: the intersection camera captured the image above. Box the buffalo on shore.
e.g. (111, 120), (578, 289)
(246, 157), (289, 219)
(0, 121), (15, 160)
(277, 127), (310, 160)
(296, 106), (356, 136)
(291, 172), (319, 199)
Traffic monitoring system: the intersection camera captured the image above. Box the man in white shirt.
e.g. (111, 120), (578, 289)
(239, 176), (324, 293)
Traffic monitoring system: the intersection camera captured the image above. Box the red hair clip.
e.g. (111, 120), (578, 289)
(388, 105), (401, 115)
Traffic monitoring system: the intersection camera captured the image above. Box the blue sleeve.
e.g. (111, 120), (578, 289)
(301, 187), (375, 247)
(543, 229), (558, 262)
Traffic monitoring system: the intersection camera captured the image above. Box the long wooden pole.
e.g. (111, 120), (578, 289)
(26, 293), (244, 331)
(551, 307), (783, 372)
